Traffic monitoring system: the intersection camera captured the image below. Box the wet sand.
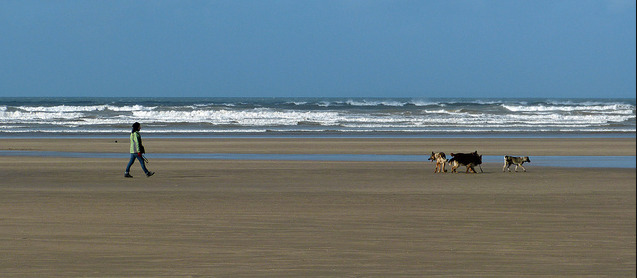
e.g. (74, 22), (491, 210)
(1, 137), (635, 156)
(0, 138), (635, 277)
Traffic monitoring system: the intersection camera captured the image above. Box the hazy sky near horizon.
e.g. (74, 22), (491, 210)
(1, 0), (635, 98)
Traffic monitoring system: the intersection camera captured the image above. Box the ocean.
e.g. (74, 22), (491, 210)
(0, 97), (635, 137)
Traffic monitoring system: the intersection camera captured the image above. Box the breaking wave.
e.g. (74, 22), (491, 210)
(0, 97), (634, 135)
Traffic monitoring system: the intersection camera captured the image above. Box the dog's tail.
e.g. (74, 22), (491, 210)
(447, 157), (456, 165)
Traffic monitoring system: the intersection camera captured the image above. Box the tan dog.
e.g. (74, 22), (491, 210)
(503, 155), (530, 172)
(428, 152), (447, 173)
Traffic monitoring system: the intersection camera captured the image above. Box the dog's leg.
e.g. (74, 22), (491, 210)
(503, 162), (508, 172)
(519, 164), (527, 172)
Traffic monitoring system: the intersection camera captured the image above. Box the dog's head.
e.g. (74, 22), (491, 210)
(428, 152), (436, 161)
(523, 156), (530, 163)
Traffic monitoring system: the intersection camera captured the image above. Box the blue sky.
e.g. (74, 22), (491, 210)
(1, 0), (635, 98)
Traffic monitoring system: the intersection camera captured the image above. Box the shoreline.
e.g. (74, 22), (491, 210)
(0, 151), (635, 169)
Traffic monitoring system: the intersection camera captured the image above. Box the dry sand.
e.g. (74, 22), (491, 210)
(0, 138), (635, 277)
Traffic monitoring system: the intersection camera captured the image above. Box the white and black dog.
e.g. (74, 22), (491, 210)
(428, 152), (447, 173)
(503, 156), (530, 172)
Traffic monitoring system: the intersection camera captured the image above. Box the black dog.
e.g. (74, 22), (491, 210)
(448, 151), (483, 173)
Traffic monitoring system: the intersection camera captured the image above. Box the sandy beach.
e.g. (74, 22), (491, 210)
(0, 138), (635, 277)
(1, 137), (635, 156)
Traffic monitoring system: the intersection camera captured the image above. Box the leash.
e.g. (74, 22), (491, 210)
(142, 154), (150, 164)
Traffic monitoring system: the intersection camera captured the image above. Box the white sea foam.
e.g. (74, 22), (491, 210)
(17, 105), (106, 112)
(502, 103), (634, 113)
(15, 104), (157, 112)
(286, 101), (308, 106)
(129, 109), (343, 126)
(345, 99), (407, 107)
(106, 105), (156, 111)
(1, 98), (634, 135)
(2, 108), (631, 129)
(0, 110), (85, 121)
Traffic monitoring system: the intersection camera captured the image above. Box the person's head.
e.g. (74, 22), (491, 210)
(132, 122), (141, 132)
